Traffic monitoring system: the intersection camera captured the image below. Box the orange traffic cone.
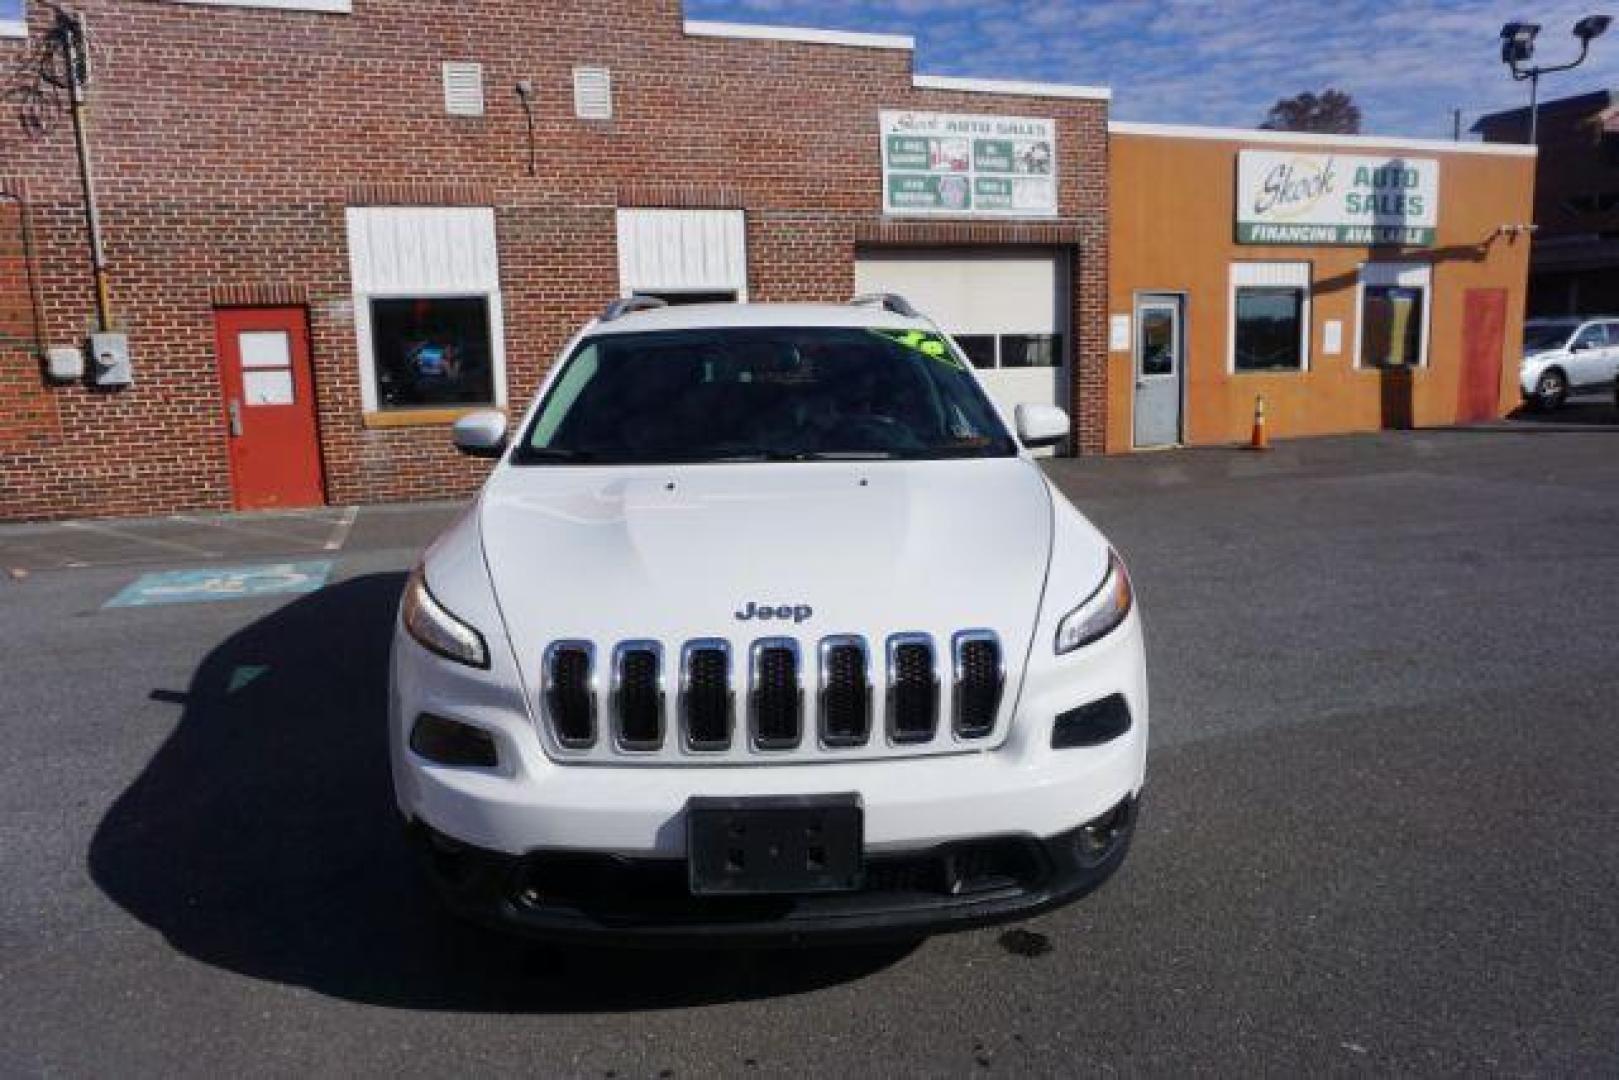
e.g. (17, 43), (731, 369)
(1248, 394), (1270, 451)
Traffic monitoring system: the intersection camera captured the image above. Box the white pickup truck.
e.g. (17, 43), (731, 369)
(389, 295), (1148, 944)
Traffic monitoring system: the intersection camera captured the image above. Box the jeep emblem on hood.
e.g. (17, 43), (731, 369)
(735, 601), (814, 624)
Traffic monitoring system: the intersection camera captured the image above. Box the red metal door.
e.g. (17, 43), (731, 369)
(1458, 289), (1507, 424)
(213, 307), (325, 510)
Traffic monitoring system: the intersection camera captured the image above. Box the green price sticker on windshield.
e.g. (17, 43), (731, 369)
(870, 329), (964, 370)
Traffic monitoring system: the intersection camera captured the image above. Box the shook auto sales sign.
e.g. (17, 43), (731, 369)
(881, 111), (1057, 218)
(1236, 150), (1439, 246)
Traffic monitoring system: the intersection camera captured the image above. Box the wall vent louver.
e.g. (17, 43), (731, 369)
(573, 66), (613, 120)
(442, 61), (486, 117)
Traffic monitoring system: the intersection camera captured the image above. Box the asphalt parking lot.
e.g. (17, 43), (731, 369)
(3, 428), (1617, 1076)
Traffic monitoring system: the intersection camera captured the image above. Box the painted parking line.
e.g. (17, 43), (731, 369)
(61, 519), (223, 558)
(323, 507), (359, 551)
(104, 561), (333, 608)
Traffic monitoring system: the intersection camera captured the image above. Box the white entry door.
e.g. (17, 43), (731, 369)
(854, 250), (1069, 452)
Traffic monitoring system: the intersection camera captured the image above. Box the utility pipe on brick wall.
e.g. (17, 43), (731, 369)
(57, 8), (112, 332)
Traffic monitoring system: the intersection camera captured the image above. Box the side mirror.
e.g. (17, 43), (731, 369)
(1015, 403), (1069, 449)
(1570, 339), (1589, 353)
(452, 409), (509, 459)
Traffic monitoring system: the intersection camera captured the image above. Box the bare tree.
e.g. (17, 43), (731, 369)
(1260, 89), (1363, 134)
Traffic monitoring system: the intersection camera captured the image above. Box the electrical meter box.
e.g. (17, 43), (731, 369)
(89, 333), (132, 388)
(46, 346), (86, 382)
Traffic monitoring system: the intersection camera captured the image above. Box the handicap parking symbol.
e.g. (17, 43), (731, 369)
(105, 561), (333, 608)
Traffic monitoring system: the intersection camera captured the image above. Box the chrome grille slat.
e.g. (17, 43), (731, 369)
(749, 637), (803, 750)
(680, 639), (734, 751)
(952, 630), (1003, 740)
(540, 631), (1001, 760)
(818, 635), (872, 747)
(542, 640), (596, 749)
(885, 632), (940, 745)
(611, 640), (665, 751)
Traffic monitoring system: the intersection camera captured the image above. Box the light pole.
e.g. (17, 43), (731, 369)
(1500, 15), (1613, 145)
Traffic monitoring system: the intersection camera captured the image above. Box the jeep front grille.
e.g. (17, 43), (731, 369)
(537, 631), (1007, 763)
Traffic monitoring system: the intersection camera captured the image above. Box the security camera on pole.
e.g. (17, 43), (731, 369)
(1499, 15), (1612, 145)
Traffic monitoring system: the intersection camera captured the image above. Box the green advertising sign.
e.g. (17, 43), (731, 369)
(880, 110), (1058, 218)
(886, 135), (931, 170)
(974, 176), (1014, 210)
(1237, 223), (1437, 246)
(887, 173), (973, 212)
(973, 139), (1015, 172)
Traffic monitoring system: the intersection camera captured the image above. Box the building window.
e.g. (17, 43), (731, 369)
(369, 297), (495, 409)
(954, 334), (997, 369)
(1357, 263), (1431, 369)
(1234, 289), (1305, 371)
(346, 206), (506, 416)
(951, 333), (1063, 369)
(1231, 262), (1310, 373)
(1001, 334), (1062, 368)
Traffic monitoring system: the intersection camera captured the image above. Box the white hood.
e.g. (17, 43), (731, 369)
(477, 458), (1082, 693)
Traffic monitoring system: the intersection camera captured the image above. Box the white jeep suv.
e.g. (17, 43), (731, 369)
(389, 296), (1148, 944)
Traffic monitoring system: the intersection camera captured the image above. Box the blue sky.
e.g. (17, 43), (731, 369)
(1, 0), (24, 20)
(687, 0), (1619, 138)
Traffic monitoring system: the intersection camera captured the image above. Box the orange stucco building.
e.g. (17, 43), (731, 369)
(1106, 123), (1538, 452)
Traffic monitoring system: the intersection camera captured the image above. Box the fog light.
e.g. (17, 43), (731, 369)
(1052, 694), (1132, 749)
(410, 713), (499, 767)
(1074, 798), (1134, 868)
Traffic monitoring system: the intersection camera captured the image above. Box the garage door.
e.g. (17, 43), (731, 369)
(854, 249), (1069, 451)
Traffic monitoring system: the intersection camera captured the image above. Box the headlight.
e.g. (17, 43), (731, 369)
(402, 566), (489, 669)
(1055, 551), (1133, 655)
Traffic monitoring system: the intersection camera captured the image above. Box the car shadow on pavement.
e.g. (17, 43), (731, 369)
(1504, 399), (1619, 428)
(88, 573), (913, 1011)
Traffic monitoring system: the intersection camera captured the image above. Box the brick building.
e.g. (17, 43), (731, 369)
(1474, 89), (1619, 315)
(0, 1), (1109, 520)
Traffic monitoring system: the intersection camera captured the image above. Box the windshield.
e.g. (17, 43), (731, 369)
(1523, 322), (1578, 352)
(514, 326), (1018, 464)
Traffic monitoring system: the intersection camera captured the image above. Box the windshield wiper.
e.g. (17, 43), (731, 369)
(519, 447), (596, 463)
(703, 450), (904, 462)
(889, 445), (1002, 460)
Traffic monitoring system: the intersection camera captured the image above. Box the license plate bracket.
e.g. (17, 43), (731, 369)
(686, 794), (864, 896)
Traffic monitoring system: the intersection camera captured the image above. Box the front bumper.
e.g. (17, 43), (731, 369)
(390, 592), (1149, 943)
(409, 795), (1137, 946)
(390, 607), (1149, 858)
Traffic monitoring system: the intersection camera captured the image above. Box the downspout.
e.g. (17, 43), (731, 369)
(1, 189), (52, 359)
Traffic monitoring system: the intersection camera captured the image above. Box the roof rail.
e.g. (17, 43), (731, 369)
(600, 296), (668, 323)
(850, 292), (920, 318)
